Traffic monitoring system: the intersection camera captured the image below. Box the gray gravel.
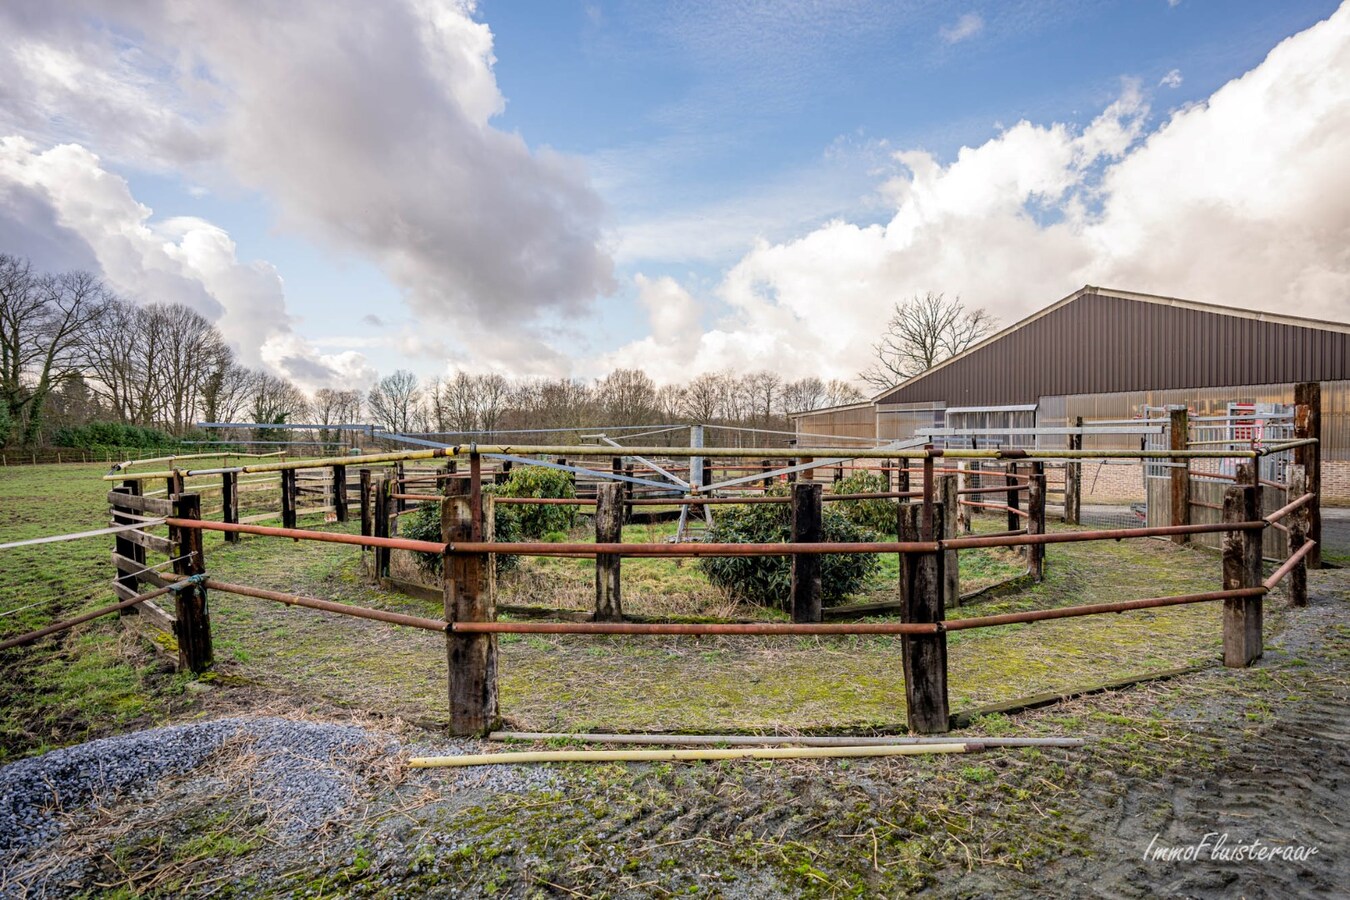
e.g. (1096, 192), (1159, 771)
(0, 714), (557, 891)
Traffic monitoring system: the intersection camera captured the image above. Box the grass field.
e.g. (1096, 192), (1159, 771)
(1, 459), (1260, 758)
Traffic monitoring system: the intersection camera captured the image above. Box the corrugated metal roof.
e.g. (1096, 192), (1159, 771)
(875, 286), (1350, 408)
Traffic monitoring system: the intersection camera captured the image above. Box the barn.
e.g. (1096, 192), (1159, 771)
(792, 285), (1350, 504)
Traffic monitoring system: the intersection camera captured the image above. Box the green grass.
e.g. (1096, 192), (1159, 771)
(0, 460), (1279, 756)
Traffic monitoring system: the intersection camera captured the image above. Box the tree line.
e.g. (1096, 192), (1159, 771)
(1, 254), (864, 449)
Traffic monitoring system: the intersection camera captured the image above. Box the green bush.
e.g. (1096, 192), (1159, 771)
(0, 404), (11, 449)
(493, 465), (577, 539)
(698, 492), (881, 610)
(832, 471), (898, 535)
(52, 422), (179, 452)
(401, 494), (522, 578)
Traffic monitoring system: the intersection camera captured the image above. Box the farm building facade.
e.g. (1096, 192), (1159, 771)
(792, 286), (1350, 503)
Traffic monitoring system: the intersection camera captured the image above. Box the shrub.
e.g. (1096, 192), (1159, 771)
(52, 421), (179, 452)
(698, 493), (881, 609)
(832, 471), (897, 535)
(493, 465), (577, 539)
(400, 493), (522, 578)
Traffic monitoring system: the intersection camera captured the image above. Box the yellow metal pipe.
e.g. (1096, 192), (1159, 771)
(102, 442), (1278, 482)
(408, 742), (977, 767)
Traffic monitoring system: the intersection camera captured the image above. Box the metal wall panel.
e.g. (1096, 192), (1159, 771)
(876, 289), (1350, 408)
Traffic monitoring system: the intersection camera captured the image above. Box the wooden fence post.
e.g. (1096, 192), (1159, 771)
(280, 468), (298, 529)
(111, 486), (142, 617)
(939, 474), (959, 607)
(624, 463), (635, 522)
(594, 483), (623, 621)
(955, 462), (972, 535)
(331, 465), (348, 523)
(1004, 463), (1021, 537)
(359, 468), (373, 538)
(394, 462), (406, 514)
(443, 482), (498, 735)
(221, 471), (239, 542)
(702, 458), (713, 490)
(1222, 471), (1263, 667)
(896, 461), (910, 494)
(789, 482), (822, 623)
(900, 502), (948, 733)
(1169, 405), (1191, 543)
(373, 475), (391, 579)
(1287, 465), (1309, 608)
(169, 493), (212, 674)
(1294, 382), (1321, 569)
(168, 469), (184, 500)
(1065, 417), (1082, 525)
(1028, 464), (1046, 582)
(762, 459), (773, 490)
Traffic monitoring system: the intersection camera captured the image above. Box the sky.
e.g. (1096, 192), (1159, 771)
(1, 0), (1348, 394)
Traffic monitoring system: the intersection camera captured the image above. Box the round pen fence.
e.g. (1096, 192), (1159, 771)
(0, 396), (1326, 737)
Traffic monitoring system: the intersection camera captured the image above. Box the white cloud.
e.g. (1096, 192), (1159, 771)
(940, 13), (985, 44)
(1159, 68), (1183, 88)
(0, 0), (614, 347)
(0, 137), (374, 392)
(596, 5), (1350, 383)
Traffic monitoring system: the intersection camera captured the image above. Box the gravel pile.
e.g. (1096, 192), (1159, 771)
(0, 717), (385, 856)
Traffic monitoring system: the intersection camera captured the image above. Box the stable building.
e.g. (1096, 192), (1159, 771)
(792, 285), (1350, 503)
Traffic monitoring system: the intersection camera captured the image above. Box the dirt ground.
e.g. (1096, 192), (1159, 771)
(3, 567), (1345, 897)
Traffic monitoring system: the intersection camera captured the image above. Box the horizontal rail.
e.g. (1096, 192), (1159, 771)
(960, 501), (1028, 517)
(0, 578), (193, 652)
(943, 587), (1266, 630)
(163, 518), (445, 554)
(1262, 541), (1317, 590)
(204, 579), (448, 632)
(941, 520), (1265, 550)
(103, 442), (1289, 482)
(444, 540), (941, 557)
(1263, 492), (1314, 525)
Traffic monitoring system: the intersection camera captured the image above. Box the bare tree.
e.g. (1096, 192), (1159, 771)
(0, 262), (110, 443)
(155, 304), (227, 432)
(825, 379), (865, 406)
(249, 371), (310, 442)
(681, 372), (722, 422)
(596, 368), (657, 424)
(200, 350), (252, 426)
(861, 292), (995, 391)
(367, 369), (420, 433)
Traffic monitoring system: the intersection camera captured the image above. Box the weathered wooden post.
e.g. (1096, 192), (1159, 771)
(1169, 405), (1191, 543)
(798, 455), (812, 483)
(623, 463), (635, 522)
(443, 475), (498, 735)
(111, 486), (142, 616)
(921, 452), (935, 540)
(167, 469), (184, 500)
(169, 493), (212, 674)
(359, 468), (373, 537)
(789, 481), (822, 623)
(280, 468), (297, 529)
(221, 471), (239, 542)
(939, 474), (960, 607)
(373, 475), (391, 579)
(955, 461), (972, 535)
(899, 502), (948, 733)
(702, 458), (713, 491)
(1287, 465), (1309, 608)
(762, 459), (773, 490)
(1294, 382), (1321, 569)
(331, 464), (348, 523)
(394, 462), (406, 514)
(1222, 467), (1263, 667)
(1004, 463), (1021, 535)
(896, 460), (910, 493)
(1065, 416), (1082, 525)
(594, 483), (623, 621)
(1028, 463), (1046, 582)
(834, 463), (844, 484)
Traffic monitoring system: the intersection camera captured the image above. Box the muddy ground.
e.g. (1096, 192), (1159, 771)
(1, 565), (1345, 898)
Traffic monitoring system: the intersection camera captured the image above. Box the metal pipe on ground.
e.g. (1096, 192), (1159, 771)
(409, 742), (980, 767)
(489, 731), (1084, 748)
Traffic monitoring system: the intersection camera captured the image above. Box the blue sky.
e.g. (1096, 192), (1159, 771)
(2, 0), (1348, 390)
